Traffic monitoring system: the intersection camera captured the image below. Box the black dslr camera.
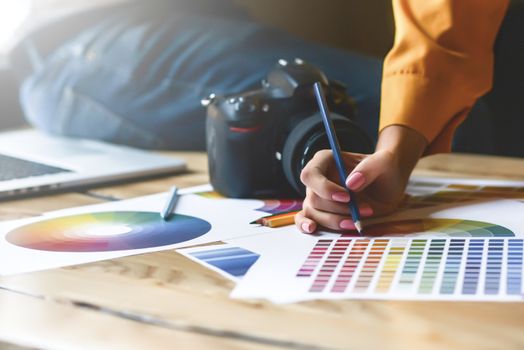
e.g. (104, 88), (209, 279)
(203, 59), (373, 198)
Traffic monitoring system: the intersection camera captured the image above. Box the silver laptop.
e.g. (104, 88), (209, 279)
(0, 129), (186, 199)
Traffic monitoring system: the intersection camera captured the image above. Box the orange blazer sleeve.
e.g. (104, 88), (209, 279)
(379, 0), (509, 154)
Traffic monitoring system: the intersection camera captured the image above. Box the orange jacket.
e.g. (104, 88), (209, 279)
(379, 0), (509, 154)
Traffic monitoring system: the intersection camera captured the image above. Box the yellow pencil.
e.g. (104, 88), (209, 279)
(250, 210), (299, 228)
(263, 213), (297, 228)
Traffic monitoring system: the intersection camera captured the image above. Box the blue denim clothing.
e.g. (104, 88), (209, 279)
(13, 0), (524, 155)
(16, 0), (381, 151)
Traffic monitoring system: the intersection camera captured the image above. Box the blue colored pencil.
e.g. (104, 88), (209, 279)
(313, 82), (363, 234)
(161, 186), (179, 221)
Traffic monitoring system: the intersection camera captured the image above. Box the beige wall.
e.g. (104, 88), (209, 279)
(235, 0), (394, 57)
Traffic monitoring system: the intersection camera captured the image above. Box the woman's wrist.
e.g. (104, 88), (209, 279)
(375, 125), (428, 180)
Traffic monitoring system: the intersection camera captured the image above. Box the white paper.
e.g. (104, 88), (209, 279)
(0, 188), (295, 276)
(231, 200), (524, 303)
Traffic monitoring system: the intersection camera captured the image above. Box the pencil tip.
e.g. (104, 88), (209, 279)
(354, 221), (363, 234)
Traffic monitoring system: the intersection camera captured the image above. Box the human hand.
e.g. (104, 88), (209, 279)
(295, 125), (427, 233)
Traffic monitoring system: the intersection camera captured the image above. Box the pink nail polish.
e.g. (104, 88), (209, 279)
(301, 222), (311, 233)
(346, 172), (365, 190)
(332, 192), (350, 202)
(340, 220), (355, 230)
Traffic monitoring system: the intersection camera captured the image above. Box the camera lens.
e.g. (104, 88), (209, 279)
(282, 113), (373, 196)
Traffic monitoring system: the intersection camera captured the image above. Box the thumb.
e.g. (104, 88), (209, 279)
(345, 150), (393, 192)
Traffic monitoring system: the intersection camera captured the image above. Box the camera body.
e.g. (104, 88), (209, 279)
(204, 59), (373, 198)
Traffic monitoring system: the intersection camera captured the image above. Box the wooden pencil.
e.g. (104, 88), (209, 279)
(262, 212), (297, 228)
(250, 210), (299, 228)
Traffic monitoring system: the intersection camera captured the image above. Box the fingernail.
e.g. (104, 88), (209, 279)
(340, 219), (355, 230)
(301, 222), (312, 233)
(360, 207), (374, 217)
(346, 172), (365, 190)
(332, 192), (350, 202)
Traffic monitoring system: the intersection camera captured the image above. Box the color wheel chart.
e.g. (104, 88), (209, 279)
(360, 219), (514, 238)
(6, 212), (211, 252)
(296, 237), (523, 300)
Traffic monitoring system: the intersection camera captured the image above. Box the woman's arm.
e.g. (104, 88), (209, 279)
(380, 0), (509, 154)
(296, 0), (510, 233)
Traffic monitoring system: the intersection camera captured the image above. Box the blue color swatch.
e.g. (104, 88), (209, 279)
(485, 239), (503, 294)
(440, 239), (465, 294)
(189, 247), (260, 278)
(507, 240), (523, 295)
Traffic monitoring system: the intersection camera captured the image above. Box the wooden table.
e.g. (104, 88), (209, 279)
(1, 152), (524, 350)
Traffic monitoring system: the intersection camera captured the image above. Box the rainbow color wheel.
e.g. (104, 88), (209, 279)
(362, 219), (514, 237)
(6, 211), (211, 252)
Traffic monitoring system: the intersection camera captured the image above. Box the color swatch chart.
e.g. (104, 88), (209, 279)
(297, 237), (524, 300)
(184, 245), (260, 279)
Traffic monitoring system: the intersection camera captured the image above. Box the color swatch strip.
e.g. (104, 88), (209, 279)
(485, 239), (503, 294)
(297, 239), (332, 277)
(309, 239), (351, 292)
(376, 239), (408, 293)
(419, 239), (445, 294)
(397, 239), (425, 292)
(188, 246), (260, 278)
(440, 239), (465, 294)
(331, 239), (370, 293)
(353, 240), (388, 292)
(462, 239), (484, 294)
(296, 238), (524, 299)
(507, 240), (523, 295)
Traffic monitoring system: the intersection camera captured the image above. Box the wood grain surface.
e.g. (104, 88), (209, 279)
(0, 152), (523, 350)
